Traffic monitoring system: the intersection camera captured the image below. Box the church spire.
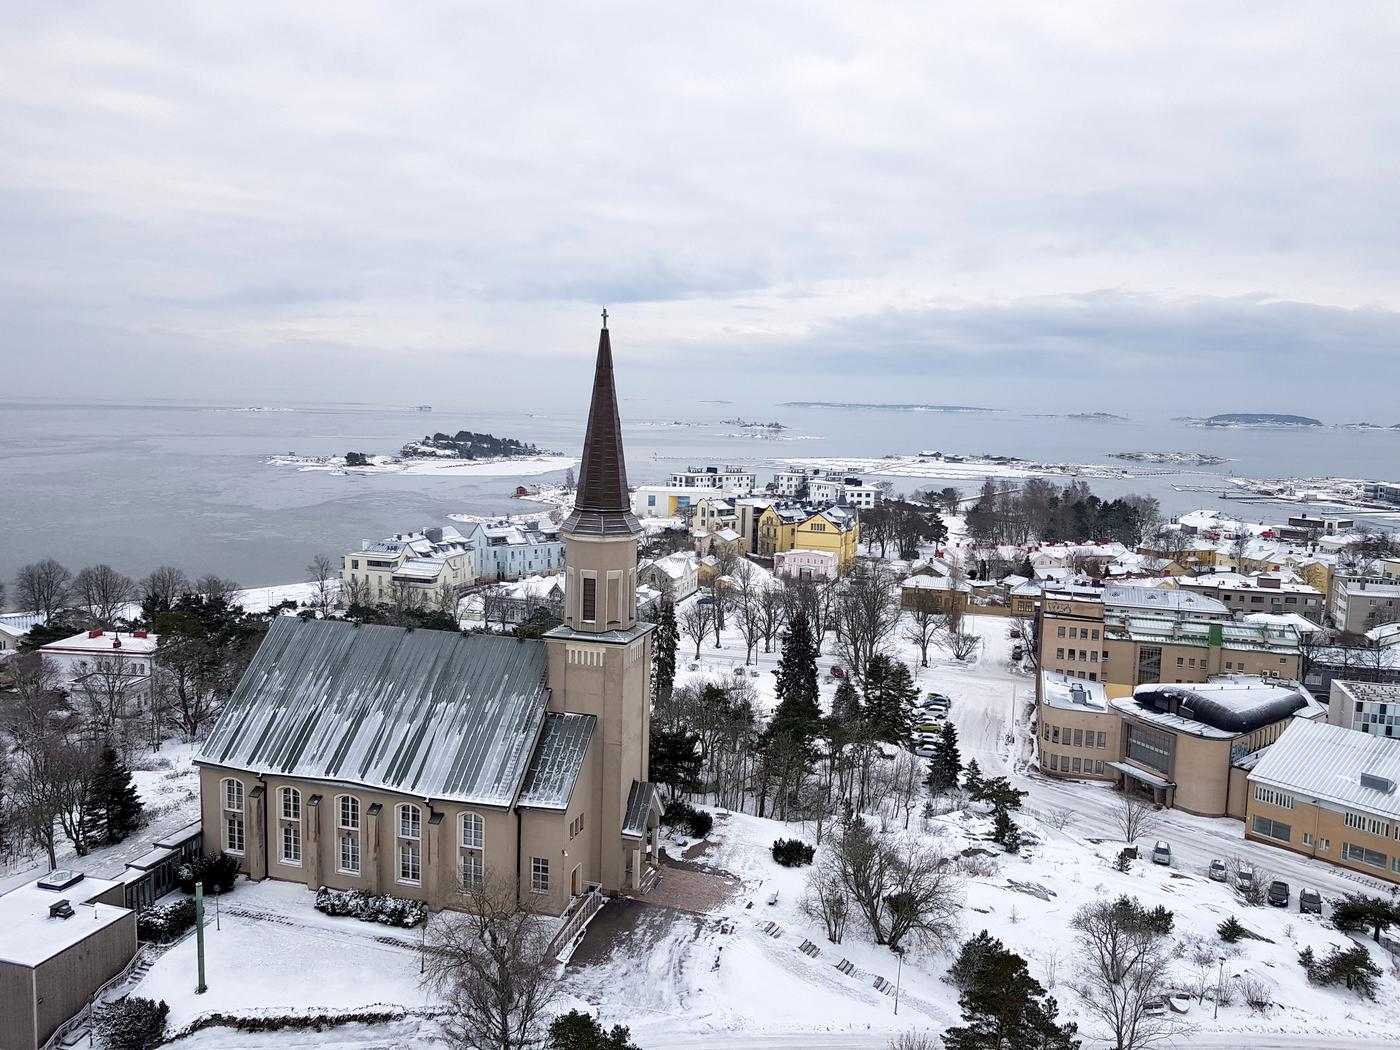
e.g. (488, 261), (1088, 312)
(561, 319), (641, 538)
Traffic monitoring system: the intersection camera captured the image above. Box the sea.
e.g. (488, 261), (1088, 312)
(1, 395), (1397, 604)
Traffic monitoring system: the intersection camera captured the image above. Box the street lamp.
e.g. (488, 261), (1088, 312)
(892, 945), (906, 1016)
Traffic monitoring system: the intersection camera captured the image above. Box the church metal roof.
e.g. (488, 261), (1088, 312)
(516, 712), (595, 810)
(196, 618), (549, 807)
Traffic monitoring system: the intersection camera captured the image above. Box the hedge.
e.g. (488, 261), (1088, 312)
(314, 887), (426, 928)
(137, 899), (197, 944)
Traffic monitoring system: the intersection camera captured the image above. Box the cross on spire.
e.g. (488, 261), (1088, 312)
(601, 306), (608, 329)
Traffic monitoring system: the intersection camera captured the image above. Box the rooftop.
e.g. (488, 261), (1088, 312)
(516, 712), (595, 810)
(1040, 670), (1109, 712)
(1121, 677), (1319, 737)
(197, 618), (549, 808)
(1102, 584), (1230, 617)
(0, 873), (131, 967)
(40, 629), (158, 655)
(1250, 718), (1400, 822)
(1332, 680), (1400, 706)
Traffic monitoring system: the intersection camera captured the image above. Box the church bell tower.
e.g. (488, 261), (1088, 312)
(545, 313), (657, 892)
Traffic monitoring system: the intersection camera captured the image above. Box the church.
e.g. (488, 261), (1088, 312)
(195, 320), (663, 915)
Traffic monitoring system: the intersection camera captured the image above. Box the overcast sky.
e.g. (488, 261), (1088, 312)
(3, 3), (1399, 417)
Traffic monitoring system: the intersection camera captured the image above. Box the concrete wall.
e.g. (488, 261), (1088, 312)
(0, 959), (37, 1050)
(1038, 702), (1121, 781)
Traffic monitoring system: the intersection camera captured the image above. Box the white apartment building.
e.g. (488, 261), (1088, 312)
(668, 465), (756, 495)
(807, 475), (882, 509)
(772, 468), (823, 497)
(40, 629), (159, 714)
(1328, 680), (1400, 739)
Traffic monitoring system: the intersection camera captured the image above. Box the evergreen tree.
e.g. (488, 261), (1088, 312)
(773, 612), (820, 710)
(651, 599), (679, 707)
(1331, 893), (1400, 943)
(924, 722), (962, 793)
(82, 747), (144, 846)
(548, 1009), (642, 1050)
(1217, 915), (1246, 943)
(992, 807), (1022, 854)
(943, 931), (1079, 1050)
(1017, 554), (1035, 579)
(649, 727), (702, 799)
(862, 654), (917, 743)
(962, 759), (985, 797)
(831, 678), (861, 723)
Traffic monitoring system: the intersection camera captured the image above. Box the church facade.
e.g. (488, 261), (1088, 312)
(194, 321), (662, 915)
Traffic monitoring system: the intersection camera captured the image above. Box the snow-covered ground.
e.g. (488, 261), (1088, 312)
(265, 453), (574, 477)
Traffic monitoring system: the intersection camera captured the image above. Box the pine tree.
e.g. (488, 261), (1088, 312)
(944, 931), (1079, 1050)
(831, 678), (861, 723)
(774, 612), (819, 710)
(1217, 915), (1246, 943)
(962, 759), (985, 797)
(862, 654), (916, 743)
(652, 599), (679, 707)
(650, 727), (703, 798)
(925, 721), (962, 793)
(993, 807), (1022, 854)
(83, 747), (144, 847)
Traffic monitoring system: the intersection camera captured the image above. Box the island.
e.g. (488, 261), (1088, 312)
(402, 430), (541, 459)
(781, 401), (995, 413)
(267, 427), (570, 478)
(1109, 451), (1230, 465)
(1025, 412), (1129, 422)
(720, 418), (787, 430)
(1185, 413), (1324, 428)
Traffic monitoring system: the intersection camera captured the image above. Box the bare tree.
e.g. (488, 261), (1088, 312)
(75, 565), (136, 625)
(561, 466), (576, 493)
(801, 851), (851, 944)
(71, 652), (147, 759)
(1113, 792), (1159, 844)
(888, 1034), (940, 1050)
(420, 879), (560, 1050)
(680, 601), (716, 661)
(729, 561), (764, 663)
(756, 583), (787, 653)
(1071, 897), (1178, 1050)
(1011, 614), (1039, 672)
(709, 547), (739, 632)
(306, 554), (338, 614)
(902, 591), (941, 668)
(196, 574), (240, 604)
(832, 816), (962, 949)
(14, 559), (74, 619)
(832, 564), (902, 682)
(140, 565), (190, 611)
(936, 629), (982, 662)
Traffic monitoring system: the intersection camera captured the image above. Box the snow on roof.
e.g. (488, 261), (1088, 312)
(1039, 671), (1109, 712)
(516, 713), (595, 810)
(0, 874), (131, 967)
(1367, 622), (1400, 647)
(1102, 584), (1229, 616)
(1125, 677), (1318, 736)
(623, 780), (660, 838)
(1244, 612), (1324, 634)
(503, 574), (564, 599)
(901, 575), (970, 592)
(715, 528), (741, 541)
(40, 629), (159, 655)
(0, 612), (46, 635)
(1250, 719), (1400, 822)
(197, 618), (549, 808)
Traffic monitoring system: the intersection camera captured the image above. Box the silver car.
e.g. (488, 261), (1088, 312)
(1151, 841), (1171, 866)
(1208, 859), (1228, 881)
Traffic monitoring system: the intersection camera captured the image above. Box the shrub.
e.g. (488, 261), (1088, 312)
(547, 1009), (642, 1050)
(771, 838), (816, 867)
(1236, 973), (1272, 1013)
(314, 887), (426, 928)
(176, 852), (241, 895)
(661, 799), (713, 839)
(136, 899), (197, 944)
(1218, 915), (1246, 943)
(1306, 945), (1383, 998)
(96, 997), (169, 1050)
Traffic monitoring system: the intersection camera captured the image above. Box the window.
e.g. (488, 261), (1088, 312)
(338, 795), (360, 830)
(1042, 724), (1050, 740)
(1253, 785), (1295, 810)
(1303, 833), (1313, 847)
(1056, 648), (1065, 660)
(1073, 729), (1083, 747)
(1176, 657), (1184, 668)
(281, 787), (301, 821)
(223, 778), (244, 813)
(1071, 757), (1081, 773)
(225, 815), (245, 854)
(1050, 754), (1059, 770)
(1342, 842), (1387, 868)
(339, 833), (361, 874)
(1096, 731), (1107, 748)
(1051, 726), (1060, 743)
(1136, 646), (1162, 685)
(1251, 816), (1291, 842)
(1069, 627), (1078, 639)
(461, 853), (484, 891)
(1125, 723), (1172, 775)
(1344, 812), (1390, 837)
(281, 824), (301, 865)
(1095, 760), (1104, 775)
(581, 576), (597, 621)
(1058, 626), (1066, 638)
(531, 856), (550, 894)
(1319, 838), (1329, 852)
(399, 804), (421, 840)
(1091, 629), (1100, 640)
(399, 842), (421, 884)
(461, 813), (484, 850)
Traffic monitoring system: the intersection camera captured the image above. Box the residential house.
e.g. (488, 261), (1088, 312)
(631, 485), (739, 519)
(343, 526), (477, 604)
(467, 520), (564, 582)
(1326, 680), (1400, 738)
(900, 573), (971, 613)
(638, 552), (700, 601)
(807, 475), (882, 509)
(668, 465), (756, 495)
(772, 548), (838, 580)
(1330, 578), (1400, 635)
(0, 612), (43, 657)
(1172, 570), (1325, 624)
(196, 321), (663, 917)
(793, 505), (860, 574)
(40, 629), (158, 718)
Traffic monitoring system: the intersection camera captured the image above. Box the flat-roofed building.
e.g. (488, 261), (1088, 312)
(1331, 578), (1400, 635)
(1246, 718), (1400, 883)
(0, 872), (135, 1050)
(1037, 671), (1120, 782)
(1110, 677), (1323, 817)
(1327, 680), (1400, 738)
(668, 465), (756, 495)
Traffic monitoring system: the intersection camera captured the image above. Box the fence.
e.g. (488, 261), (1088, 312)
(548, 883), (604, 961)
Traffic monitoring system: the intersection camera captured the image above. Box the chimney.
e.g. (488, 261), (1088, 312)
(88, 629), (103, 639)
(132, 630), (148, 639)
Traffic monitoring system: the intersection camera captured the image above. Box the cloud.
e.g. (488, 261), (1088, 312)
(1, 3), (1398, 415)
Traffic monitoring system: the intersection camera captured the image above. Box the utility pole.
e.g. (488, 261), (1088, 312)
(195, 882), (208, 995)
(893, 945), (905, 1015)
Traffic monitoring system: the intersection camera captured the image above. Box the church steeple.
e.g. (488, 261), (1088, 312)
(561, 319), (642, 538)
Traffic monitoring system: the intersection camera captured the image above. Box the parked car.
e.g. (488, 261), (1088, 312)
(913, 721), (944, 734)
(1236, 864), (1255, 891)
(1151, 841), (1171, 866)
(1268, 880), (1290, 907)
(1299, 888), (1323, 915)
(1207, 859), (1228, 882)
(914, 744), (936, 758)
(830, 666), (846, 679)
(926, 693), (952, 709)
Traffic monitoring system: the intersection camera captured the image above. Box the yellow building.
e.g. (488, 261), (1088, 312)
(794, 506), (860, 574)
(1246, 718), (1400, 884)
(756, 505), (804, 558)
